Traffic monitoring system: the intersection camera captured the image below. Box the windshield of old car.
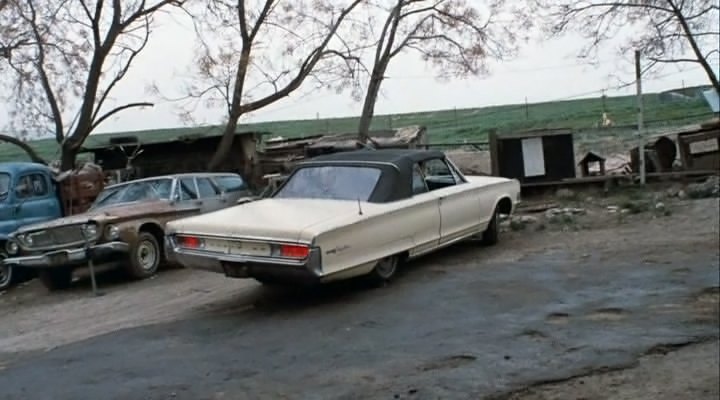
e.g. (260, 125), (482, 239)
(90, 178), (173, 209)
(0, 173), (10, 200)
(274, 165), (381, 201)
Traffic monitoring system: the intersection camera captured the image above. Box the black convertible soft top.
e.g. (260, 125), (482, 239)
(288, 149), (451, 203)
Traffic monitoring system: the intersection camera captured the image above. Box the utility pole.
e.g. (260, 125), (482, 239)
(524, 96), (529, 120)
(635, 50), (646, 185)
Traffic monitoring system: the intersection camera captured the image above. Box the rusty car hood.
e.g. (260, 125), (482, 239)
(15, 200), (199, 233)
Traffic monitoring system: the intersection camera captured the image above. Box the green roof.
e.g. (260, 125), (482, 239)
(81, 125), (267, 150)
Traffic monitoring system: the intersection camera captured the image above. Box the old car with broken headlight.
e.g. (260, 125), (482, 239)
(165, 149), (520, 286)
(3, 172), (250, 290)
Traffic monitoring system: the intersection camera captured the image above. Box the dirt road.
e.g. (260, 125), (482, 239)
(0, 195), (718, 399)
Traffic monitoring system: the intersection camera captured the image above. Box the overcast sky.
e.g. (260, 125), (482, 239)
(2, 7), (718, 136)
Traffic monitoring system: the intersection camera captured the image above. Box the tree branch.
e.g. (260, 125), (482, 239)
(0, 134), (47, 164)
(90, 102), (154, 132)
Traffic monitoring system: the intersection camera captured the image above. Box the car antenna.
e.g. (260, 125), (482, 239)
(357, 197), (363, 215)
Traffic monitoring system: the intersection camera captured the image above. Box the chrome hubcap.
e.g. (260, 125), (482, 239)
(137, 240), (158, 271)
(375, 257), (397, 279)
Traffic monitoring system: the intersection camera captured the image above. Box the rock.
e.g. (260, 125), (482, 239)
(520, 215), (538, 224)
(623, 200), (651, 214)
(687, 176), (720, 199)
(621, 208), (631, 214)
(607, 205), (619, 213)
(545, 208), (563, 218)
(556, 188), (576, 199)
(510, 219), (527, 231)
(677, 190), (687, 199)
(655, 202), (665, 210)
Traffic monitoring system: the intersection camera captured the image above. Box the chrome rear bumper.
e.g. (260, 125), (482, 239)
(167, 239), (322, 283)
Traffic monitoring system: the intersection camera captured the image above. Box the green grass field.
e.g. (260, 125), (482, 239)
(0, 92), (715, 163)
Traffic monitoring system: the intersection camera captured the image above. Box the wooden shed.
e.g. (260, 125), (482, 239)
(80, 127), (266, 185)
(578, 151), (606, 177)
(676, 120), (720, 172)
(489, 128), (576, 184)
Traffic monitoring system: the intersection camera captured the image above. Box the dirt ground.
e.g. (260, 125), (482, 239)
(0, 183), (718, 399)
(503, 340), (719, 400)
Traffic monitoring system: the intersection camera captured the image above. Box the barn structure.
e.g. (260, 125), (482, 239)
(80, 127), (265, 185)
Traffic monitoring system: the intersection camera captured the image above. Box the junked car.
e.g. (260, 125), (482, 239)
(165, 149), (520, 286)
(3, 172), (249, 290)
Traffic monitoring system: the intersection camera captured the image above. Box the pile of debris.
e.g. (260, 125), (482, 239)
(687, 176), (720, 198)
(52, 161), (105, 215)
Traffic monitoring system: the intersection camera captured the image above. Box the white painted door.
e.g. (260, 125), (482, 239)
(521, 137), (546, 177)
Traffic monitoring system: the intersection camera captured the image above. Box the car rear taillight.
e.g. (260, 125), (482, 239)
(177, 235), (203, 249)
(279, 244), (310, 259)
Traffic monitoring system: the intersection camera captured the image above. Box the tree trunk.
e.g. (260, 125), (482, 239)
(671, 1), (720, 94)
(0, 134), (47, 164)
(207, 116), (239, 171)
(60, 144), (78, 171)
(358, 63), (390, 143)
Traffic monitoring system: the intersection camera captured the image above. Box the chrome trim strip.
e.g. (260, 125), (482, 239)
(170, 233), (312, 246)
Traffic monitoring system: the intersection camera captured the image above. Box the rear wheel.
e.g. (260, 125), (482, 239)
(367, 255), (399, 284)
(38, 268), (74, 291)
(481, 206), (500, 245)
(126, 232), (161, 279)
(0, 251), (13, 291)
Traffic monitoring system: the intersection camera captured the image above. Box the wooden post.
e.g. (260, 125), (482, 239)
(635, 50), (646, 185)
(488, 129), (500, 176)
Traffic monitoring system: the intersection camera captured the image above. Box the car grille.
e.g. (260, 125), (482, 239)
(25, 225), (86, 249)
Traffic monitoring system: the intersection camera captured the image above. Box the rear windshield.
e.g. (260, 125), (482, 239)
(274, 166), (381, 201)
(214, 175), (247, 192)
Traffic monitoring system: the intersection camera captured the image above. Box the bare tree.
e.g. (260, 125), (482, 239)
(0, 0), (185, 170)
(352, 0), (523, 142)
(536, 0), (720, 94)
(179, 0), (364, 171)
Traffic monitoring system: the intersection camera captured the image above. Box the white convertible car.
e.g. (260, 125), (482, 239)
(165, 149), (520, 285)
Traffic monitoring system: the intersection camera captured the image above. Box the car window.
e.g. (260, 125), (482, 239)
(0, 173), (10, 201)
(446, 158), (466, 183)
(412, 165), (429, 195)
(197, 177), (219, 198)
(274, 166), (381, 201)
(90, 178), (173, 209)
(179, 178), (198, 201)
(16, 174), (48, 199)
(422, 158), (458, 191)
(214, 175), (247, 192)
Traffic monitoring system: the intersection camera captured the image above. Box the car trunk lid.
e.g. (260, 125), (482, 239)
(168, 198), (362, 243)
